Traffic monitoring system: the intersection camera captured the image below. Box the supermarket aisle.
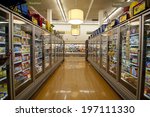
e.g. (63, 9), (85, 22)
(31, 57), (121, 100)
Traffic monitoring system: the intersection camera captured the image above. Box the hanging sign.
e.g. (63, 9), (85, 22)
(133, 1), (146, 15)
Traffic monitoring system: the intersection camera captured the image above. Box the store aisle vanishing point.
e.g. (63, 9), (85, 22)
(31, 57), (121, 100)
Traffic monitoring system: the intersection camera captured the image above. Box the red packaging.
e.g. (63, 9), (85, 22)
(30, 14), (43, 27)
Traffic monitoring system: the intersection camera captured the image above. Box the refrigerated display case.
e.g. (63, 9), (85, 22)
(43, 31), (51, 69)
(0, 8), (10, 100)
(34, 27), (43, 77)
(93, 38), (97, 63)
(51, 35), (55, 65)
(12, 16), (33, 96)
(120, 18), (141, 95)
(108, 28), (118, 78)
(96, 36), (100, 65)
(55, 37), (58, 62)
(101, 32), (108, 71)
(142, 12), (150, 99)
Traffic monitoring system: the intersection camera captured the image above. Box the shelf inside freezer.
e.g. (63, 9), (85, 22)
(0, 94), (8, 100)
(15, 78), (31, 90)
(129, 33), (139, 37)
(0, 42), (5, 44)
(144, 94), (150, 100)
(0, 31), (6, 35)
(0, 77), (7, 82)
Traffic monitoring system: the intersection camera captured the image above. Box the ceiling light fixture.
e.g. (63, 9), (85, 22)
(68, 9), (84, 24)
(56, 0), (67, 22)
(71, 25), (80, 36)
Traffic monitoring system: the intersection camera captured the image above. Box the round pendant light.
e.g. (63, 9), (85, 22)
(68, 9), (84, 24)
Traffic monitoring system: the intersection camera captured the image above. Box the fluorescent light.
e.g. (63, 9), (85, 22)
(13, 20), (25, 24)
(56, 0), (67, 22)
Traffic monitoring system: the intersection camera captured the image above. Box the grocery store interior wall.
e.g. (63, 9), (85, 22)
(53, 24), (99, 43)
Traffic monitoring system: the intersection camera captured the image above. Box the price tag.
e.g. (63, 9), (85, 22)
(133, 1), (146, 15)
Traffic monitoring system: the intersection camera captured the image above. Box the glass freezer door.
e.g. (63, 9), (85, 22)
(34, 27), (43, 77)
(13, 16), (33, 96)
(120, 18), (140, 95)
(51, 37), (55, 65)
(101, 33), (108, 71)
(143, 14), (150, 99)
(108, 29), (118, 78)
(93, 38), (97, 63)
(0, 9), (10, 100)
(43, 32), (51, 69)
(97, 38), (100, 65)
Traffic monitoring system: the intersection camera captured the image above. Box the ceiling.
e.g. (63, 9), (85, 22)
(27, 0), (124, 22)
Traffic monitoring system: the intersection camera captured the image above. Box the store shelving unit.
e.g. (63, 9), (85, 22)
(101, 32), (108, 71)
(43, 31), (51, 70)
(34, 27), (43, 77)
(119, 18), (140, 95)
(87, 8), (150, 100)
(108, 28), (118, 78)
(0, 5), (64, 99)
(12, 16), (33, 96)
(0, 8), (11, 100)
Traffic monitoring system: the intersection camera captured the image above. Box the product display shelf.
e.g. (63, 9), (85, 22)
(147, 56), (150, 58)
(129, 33), (139, 37)
(13, 34), (22, 37)
(124, 71), (138, 79)
(129, 62), (138, 67)
(0, 77), (7, 82)
(121, 77), (136, 89)
(0, 94), (8, 100)
(144, 94), (150, 100)
(14, 60), (22, 64)
(0, 31), (5, 34)
(23, 67), (30, 71)
(146, 67), (150, 70)
(15, 78), (31, 90)
(0, 42), (5, 44)
(14, 70), (22, 75)
(145, 82), (150, 86)
(0, 53), (5, 55)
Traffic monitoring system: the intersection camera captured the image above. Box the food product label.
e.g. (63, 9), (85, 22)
(120, 14), (127, 23)
(133, 1), (146, 15)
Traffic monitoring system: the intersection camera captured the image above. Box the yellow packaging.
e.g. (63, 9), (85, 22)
(133, 1), (146, 15)
(32, 17), (38, 25)
(129, 1), (139, 17)
(46, 21), (51, 31)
